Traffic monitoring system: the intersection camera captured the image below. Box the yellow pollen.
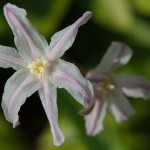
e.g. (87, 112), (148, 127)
(101, 77), (115, 93)
(27, 57), (47, 78)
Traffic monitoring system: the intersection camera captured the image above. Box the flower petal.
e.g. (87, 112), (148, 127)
(48, 11), (92, 61)
(4, 3), (48, 61)
(113, 73), (150, 99)
(108, 90), (135, 122)
(38, 79), (64, 146)
(78, 99), (95, 116)
(1, 69), (41, 127)
(96, 42), (133, 73)
(51, 59), (93, 107)
(0, 45), (26, 70)
(85, 98), (107, 136)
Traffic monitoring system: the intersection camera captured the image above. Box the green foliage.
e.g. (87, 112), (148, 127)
(91, 0), (150, 48)
(0, 114), (30, 150)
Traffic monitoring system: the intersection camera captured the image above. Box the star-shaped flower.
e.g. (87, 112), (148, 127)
(0, 3), (93, 146)
(84, 42), (150, 136)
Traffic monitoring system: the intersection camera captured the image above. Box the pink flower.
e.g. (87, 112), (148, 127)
(84, 42), (150, 136)
(0, 3), (93, 146)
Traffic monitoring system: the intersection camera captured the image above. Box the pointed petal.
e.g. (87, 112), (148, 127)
(4, 3), (48, 61)
(39, 79), (64, 146)
(48, 11), (92, 61)
(1, 69), (41, 127)
(96, 42), (133, 73)
(85, 98), (107, 136)
(78, 99), (95, 116)
(113, 73), (150, 99)
(51, 59), (93, 107)
(0, 45), (26, 70)
(108, 90), (135, 122)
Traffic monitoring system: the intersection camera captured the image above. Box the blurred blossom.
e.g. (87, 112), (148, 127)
(0, 3), (93, 146)
(83, 42), (150, 136)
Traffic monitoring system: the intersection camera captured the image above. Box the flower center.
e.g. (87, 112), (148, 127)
(27, 57), (48, 78)
(98, 77), (115, 93)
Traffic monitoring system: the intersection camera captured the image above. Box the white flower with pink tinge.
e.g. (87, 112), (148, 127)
(85, 42), (150, 136)
(0, 3), (93, 146)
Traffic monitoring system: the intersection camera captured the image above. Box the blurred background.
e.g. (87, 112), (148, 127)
(0, 0), (150, 150)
